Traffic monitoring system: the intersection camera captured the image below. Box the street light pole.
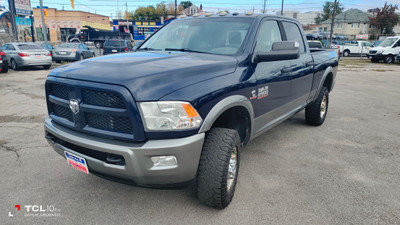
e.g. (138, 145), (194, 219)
(39, 0), (48, 42)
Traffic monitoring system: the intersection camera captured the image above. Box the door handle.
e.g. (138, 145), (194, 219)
(306, 61), (313, 67)
(281, 67), (291, 73)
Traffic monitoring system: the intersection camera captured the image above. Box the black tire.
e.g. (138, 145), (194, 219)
(305, 86), (329, 126)
(79, 54), (84, 61)
(384, 55), (394, 64)
(197, 128), (240, 209)
(43, 65), (51, 70)
(92, 53), (95, 58)
(10, 59), (18, 70)
(343, 50), (350, 57)
(55, 60), (61, 63)
(1, 65), (8, 73)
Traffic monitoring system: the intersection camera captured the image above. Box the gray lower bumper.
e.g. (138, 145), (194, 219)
(44, 116), (204, 186)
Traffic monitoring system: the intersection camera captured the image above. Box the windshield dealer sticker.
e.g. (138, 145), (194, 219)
(250, 86), (269, 100)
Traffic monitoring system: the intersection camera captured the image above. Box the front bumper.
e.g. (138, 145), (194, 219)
(44, 116), (204, 186)
(367, 53), (384, 60)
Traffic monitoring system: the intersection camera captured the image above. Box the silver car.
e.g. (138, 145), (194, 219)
(0, 42), (52, 70)
(53, 43), (95, 63)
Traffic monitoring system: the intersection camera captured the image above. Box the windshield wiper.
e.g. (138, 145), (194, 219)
(164, 48), (207, 53)
(137, 47), (161, 51)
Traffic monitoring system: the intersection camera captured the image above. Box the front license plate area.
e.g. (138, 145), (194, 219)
(112, 50), (117, 52)
(65, 151), (89, 174)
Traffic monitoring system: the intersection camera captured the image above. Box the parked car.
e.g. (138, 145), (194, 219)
(132, 40), (144, 51)
(308, 41), (341, 59)
(53, 43), (95, 63)
(45, 14), (338, 209)
(367, 36), (400, 63)
(0, 43), (52, 70)
(36, 42), (54, 57)
(102, 39), (132, 55)
(339, 41), (374, 57)
(306, 33), (319, 40)
(0, 50), (8, 73)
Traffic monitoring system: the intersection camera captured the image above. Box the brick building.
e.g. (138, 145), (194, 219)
(32, 8), (110, 42)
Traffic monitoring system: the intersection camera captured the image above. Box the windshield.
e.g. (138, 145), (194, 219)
(379, 38), (398, 47)
(140, 18), (253, 55)
(308, 42), (322, 48)
(104, 40), (126, 47)
(58, 43), (78, 48)
(18, 44), (42, 50)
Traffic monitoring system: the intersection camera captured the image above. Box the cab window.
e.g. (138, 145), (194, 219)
(254, 20), (282, 52)
(282, 21), (306, 53)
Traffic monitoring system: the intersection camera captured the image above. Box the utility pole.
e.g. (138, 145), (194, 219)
(8, 0), (18, 41)
(262, 0), (266, 14)
(39, 0), (48, 42)
(329, 0), (337, 47)
(126, 2), (129, 33)
(281, 0), (284, 16)
(174, 0), (177, 18)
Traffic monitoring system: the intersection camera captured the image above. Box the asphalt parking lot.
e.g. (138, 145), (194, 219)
(1, 59), (400, 224)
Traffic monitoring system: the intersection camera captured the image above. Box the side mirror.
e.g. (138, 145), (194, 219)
(255, 41), (300, 62)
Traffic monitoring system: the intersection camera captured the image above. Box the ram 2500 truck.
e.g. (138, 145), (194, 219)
(44, 13), (338, 209)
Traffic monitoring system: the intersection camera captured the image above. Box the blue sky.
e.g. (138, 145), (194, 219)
(0, 0), (398, 18)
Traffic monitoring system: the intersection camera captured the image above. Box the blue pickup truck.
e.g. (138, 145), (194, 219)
(44, 13), (338, 209)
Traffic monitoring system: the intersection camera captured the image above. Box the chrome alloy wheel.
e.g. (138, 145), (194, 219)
(227, 147), (238, 192)
(320, 95), (327, 118)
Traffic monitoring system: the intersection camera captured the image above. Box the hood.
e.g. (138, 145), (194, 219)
(370, 46), (388, 51)
(49, 51), (238, 101)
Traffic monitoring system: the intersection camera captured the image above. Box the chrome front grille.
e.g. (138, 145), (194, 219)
(46, 81), (138, 140)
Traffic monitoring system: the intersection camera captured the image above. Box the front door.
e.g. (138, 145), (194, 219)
(251, 20), (293, 134)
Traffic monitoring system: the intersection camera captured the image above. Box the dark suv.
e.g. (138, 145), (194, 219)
(102, 39), (132, 55)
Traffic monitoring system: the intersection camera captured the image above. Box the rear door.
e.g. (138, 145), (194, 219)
(251, 19), (293, 134)
(282, 21), (314, 107)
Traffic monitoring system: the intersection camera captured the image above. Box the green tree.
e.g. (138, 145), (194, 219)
(369, 3), (399, 35)
(180, 1), (193, 9)
(320, 1), (344, 22)
(133, 6), (157, 20)
(314, 15), (322, 24)
(155, 2), (168, 19)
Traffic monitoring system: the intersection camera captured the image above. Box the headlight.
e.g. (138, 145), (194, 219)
(139, 101), (203, 131)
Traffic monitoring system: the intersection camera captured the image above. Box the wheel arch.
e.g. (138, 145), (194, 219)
(198, 95), (254, 145)
(312, 66), (334, 101)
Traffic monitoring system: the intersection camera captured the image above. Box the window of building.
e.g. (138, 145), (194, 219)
(351, 23), (360, 28)
(337, 23), (342, 28)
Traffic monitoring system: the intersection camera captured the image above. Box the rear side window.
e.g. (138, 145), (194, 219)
(254, 20), (282, 52)
(282, 22), (306, 53)
(1, 44), (7, 50)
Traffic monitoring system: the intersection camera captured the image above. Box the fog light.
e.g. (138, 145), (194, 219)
(150, 156), (178, 170)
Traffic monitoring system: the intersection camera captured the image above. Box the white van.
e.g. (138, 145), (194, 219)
(367, 36), (400, 63)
